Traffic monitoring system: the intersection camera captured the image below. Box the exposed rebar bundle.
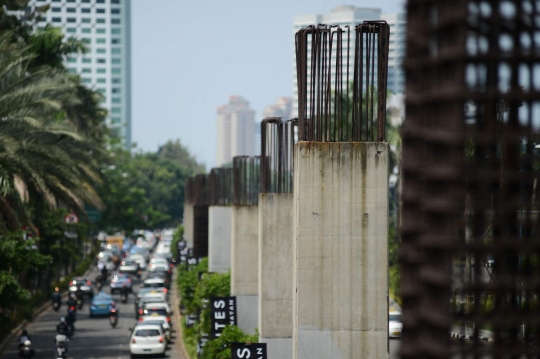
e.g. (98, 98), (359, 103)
(233, 156), (260, 206)
(209, 167), (233, 206)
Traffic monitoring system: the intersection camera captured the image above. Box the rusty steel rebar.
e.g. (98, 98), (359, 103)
(295, 21), (390, 142)
(233, 156), (260, 206)
(209, 167), (233, 206)
(260, 117), (298, 193)
(400, 1), (540, 358)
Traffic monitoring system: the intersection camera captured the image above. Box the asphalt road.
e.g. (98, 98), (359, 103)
(5, 266), (184, 359)
(390, 338), (400, 359)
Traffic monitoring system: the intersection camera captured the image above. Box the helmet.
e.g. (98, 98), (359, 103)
(60, 317), (66, 323)
(55, 287), (59, 292)
(22, 329), (28, 335)
(24, 340), (31, 347)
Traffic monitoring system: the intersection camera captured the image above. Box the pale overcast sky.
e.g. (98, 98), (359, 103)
(131, 0), (405, 168)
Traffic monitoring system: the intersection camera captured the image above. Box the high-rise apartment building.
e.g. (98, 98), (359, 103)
(215, 96), (255, 167)
(381, 12), (406, 94)
(292, 6), (406, 117)
(28, 0), (132, 148)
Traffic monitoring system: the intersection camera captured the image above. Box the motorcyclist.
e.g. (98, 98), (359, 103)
(120, 283), (129, 298)
(57, 317), (69, 335)
(17, 329), (30, 349)
(67, 293), (77, 308)
(18, 340), (35, 359)
(109, 302), (119, 318)
(54, 332), (69, 358)
(52, 287), (61, 303)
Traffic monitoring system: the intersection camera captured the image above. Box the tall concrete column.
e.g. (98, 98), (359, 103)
(258, 193), (294, 359)
(183, 202), (194, 249)
(231, 205), (259, 335)
(208, 206), (232, 273)
(293, 142), (389, 359)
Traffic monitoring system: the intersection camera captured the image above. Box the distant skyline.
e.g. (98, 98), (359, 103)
(131, 0), (405, 168)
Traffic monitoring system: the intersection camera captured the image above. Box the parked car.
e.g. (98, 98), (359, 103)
(90, 292), (115, 317)
(69, 277), (94, 298)
(110, 273), (133, 293)
(129, 324), (166, 357)
(389, 311), (402, 338)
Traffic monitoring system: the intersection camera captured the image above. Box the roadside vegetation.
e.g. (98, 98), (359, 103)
(0, 2), (204, 341)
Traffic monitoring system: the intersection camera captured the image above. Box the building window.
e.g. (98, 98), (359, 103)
(112, 78), (121, 84)
(96, 48), (106, 54)
(66, 8), (76, 12)
(111, 58), (121, 64)
(111, 9), (120, 14)
(111, 48), (121, 55)
(112, 98), (121, 104)
(97, 88), (106, 94)
(96, 19), (105, 24)
(82, 58), (91, 63)
(111, 29), (121, 35)
(96, 29), (106, 34)
(51, 0), (60, 2)
(81, 0), (90, 2)
(81, 18), (91, 23)
(52, 17), (61, 22)
(82, 78), (91, 84)
(96, 0), (105, 3)
(81, 28), (91, 33)
(67, 68), (77, 73)
(67, 58), (76, 63)
(111, 19), (121, 24)
(51, 7), (61, 12)
(81, 38), (90, 44)
(96, 9), (105, 14)
(81, 8), (90, 13)
(67, 18), (76, 23)
(96, 38), (106, 44)
(66, 0), (75, 2)
(97, 68), (106, 74)
(66, 28), (76, 33)
(111, 68), (121, 74)
(111, 0), (120, 4)
(97, 78), (106, 84)
(111, 108), (121, 114)
(111, 117), (121, 124)
(111, 38), (120, 44)
(82, 68), (91, 73)
(112, 88), (121, 94)
(38, 18), (46, 22)
(97, 59), (106, 64)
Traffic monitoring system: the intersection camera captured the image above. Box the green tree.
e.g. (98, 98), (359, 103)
(157, 139), (206, 174)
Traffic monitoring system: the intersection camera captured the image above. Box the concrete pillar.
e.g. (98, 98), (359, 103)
(208, 206), (232, 273)
(258, 193), (294, 359)
(183, 202), (194, 249)
(293, 142), (388, 359)
(231, 205), (259, 335)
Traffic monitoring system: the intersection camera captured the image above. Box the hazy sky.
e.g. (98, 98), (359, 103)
(131, 0), (405, 168)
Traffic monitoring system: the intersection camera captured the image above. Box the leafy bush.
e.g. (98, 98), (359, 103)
(201, 326), (258, 359)
(195, 271), (230, 335)
(170, 225), (184, 260)
(177, 258), (208, 314)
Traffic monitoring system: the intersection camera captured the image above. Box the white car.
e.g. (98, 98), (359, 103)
(119, 258), (140, 275)
(155, 244), (170, 254)
(141, 290), (168, 303)
(142, 301), (171, 316)
(148, 258), (168, 271)
(149, 263), (169, 273)
(389, 311), (402, 338)
(130, 254), (147, 270)
(129, 324), (166, 357)
(139, 315), (171, 340)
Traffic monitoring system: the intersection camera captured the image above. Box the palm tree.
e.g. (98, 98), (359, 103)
(0, 32), (103, 230)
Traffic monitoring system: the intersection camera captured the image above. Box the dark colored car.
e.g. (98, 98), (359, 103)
(110, 273), (133, 293)
(69, 277), (94, 298)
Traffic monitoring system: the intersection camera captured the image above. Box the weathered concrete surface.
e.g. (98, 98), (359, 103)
(260, 338), (292, 359)
(183, 203), (194, 249)
(293, 142), (389, 359)
(236, 294), (259, 335)
(231, 205), (259, 295)
(258, 193), (293, 348)
(208, 206), (232, 273)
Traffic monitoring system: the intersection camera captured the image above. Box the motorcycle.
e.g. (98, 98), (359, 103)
(76, 298), (83, 310)
(67, 305), (77, 316)
(96, 280), (103, 291)
(52, 301), (61, 312)
(55, 345), (67, 359)
(109, 309), (118, 328)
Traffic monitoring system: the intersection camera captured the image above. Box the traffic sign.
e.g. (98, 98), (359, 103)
(64, 213), (79, 224)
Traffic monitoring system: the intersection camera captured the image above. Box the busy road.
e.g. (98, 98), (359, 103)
(5, 233), (185, 359)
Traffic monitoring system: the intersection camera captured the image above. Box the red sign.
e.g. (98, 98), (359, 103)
(65, 213), (79, 224)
